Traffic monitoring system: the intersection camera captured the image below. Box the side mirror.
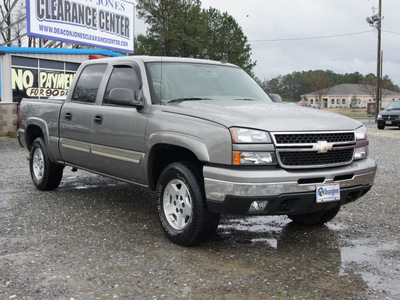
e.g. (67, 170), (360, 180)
(268, 94), (283, 103)
(108, 88), (143, 108)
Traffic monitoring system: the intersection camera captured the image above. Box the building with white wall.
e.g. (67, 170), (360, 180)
(301, 83), (400, 109)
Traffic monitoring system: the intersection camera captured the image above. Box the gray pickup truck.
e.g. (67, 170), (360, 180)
(18, 56), (377, 246)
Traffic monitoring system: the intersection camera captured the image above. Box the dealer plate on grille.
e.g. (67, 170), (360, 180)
(316, 184), (340, 203)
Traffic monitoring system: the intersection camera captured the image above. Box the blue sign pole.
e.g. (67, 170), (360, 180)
(0, 56), (2, 102)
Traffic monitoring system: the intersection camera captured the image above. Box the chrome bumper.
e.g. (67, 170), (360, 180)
(204, 158), (377, 202)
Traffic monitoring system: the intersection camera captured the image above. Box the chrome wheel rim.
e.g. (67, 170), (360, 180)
(163, 179), (193, 230)
(32, 148), (44, 181)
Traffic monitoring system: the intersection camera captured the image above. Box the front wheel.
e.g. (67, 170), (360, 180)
(287, 207), (340, 225)
(377, 124), (385, 130)
(156, 162), (220, 246)
(29, 137), (64, 191)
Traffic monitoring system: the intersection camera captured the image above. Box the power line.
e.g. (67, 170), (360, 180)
(249, 30), (373, 42)
(383, 30), (400, 35)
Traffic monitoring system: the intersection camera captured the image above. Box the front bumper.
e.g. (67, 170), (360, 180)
(204, 158), (377, 215)
(377, 118), (400, 127)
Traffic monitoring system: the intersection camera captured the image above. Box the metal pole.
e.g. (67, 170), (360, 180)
(380, 50), (383, 106)
(375, 0), (382, 120)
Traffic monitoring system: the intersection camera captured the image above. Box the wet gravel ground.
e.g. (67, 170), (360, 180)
(0, 119), (399, 299)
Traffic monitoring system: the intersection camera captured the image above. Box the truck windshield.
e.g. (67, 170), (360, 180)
(146, 62), (272, 104)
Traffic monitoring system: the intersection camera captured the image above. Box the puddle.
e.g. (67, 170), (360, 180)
(219, 215), (290, 233)
(61, 174), (122, 190)
(219, 215), (400, 297)
(340, 239), (400, 295)
(250, 238), (278, 248)
(219, 215), (348, 247)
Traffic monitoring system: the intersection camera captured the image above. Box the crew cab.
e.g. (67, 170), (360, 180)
(18, 56), (377, 246)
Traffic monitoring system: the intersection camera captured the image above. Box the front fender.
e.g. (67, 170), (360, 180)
(146, 131), (210, 162)
(144, 132), (211, 190)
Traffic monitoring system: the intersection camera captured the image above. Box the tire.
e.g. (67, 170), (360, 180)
(287, 207), (340, 226)
(156, 162), (220, 246)
(29, 137), (64, 191)
(377, 124), (385, 130)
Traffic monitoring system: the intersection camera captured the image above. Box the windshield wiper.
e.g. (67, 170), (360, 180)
(167, 97), (212, 103)
(232, 98), (258, 101)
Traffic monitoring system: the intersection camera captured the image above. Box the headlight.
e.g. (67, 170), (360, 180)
(230, 128), (276, 165)
(355, 126), (368, 140)
(233, 151), (276, 165)
(378, 114), (382, 119)
(230, 127), (271, 143)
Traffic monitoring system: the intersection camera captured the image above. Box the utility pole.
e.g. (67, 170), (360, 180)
(366, 0), (383, 121)
(376, 0), (382, 121)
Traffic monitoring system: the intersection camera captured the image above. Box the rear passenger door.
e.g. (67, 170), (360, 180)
(89, 63), (148, 184)
(59, 63), (107, 169)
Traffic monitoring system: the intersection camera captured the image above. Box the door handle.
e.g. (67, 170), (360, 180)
(64, 112), (72, 121)
(93, 115), (103, 125)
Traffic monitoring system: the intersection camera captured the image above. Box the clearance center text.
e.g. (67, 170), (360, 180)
(35, 0), (130, 38)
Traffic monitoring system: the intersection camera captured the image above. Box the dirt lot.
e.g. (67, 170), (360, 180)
(0, 120), (399, 299)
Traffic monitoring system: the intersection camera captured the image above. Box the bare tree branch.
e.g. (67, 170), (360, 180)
(304, 71), (333, 109)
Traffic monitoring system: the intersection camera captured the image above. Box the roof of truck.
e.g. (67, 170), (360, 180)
(81, 55), (237, 67)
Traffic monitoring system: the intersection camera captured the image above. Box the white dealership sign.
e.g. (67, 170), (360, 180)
(27, 0), (135, 53)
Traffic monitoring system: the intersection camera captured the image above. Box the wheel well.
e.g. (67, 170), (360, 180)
(26, 125), (44, 150)
(148, 144), (201, 191)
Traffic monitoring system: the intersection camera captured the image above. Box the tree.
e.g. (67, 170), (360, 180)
(0, 0), (26, 46)
(259, 70), (400, 103)
(203, 8), (255, 74)
(261, 76), (283, 95)
(351, 95), (358, 109)
(363, 73), (400, 108)
(135, 0), (256, 74)
(303, 70), (334, 109)
(136, 0), (207, 57)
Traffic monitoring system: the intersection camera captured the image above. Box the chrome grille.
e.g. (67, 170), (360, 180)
(272, 131), (356, 169)
(382, 115), (398, 120)
(274, 132), (355, 144)
(279, 149), (354, 167)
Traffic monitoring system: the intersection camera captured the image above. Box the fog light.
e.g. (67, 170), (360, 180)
(249, 201), (268, 212)
(354, 146), (369, 160)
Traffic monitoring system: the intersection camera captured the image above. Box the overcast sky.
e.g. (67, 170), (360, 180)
(134, 0), (400, 85)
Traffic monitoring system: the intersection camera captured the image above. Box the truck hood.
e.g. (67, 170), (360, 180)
(161, 100), (363, 132)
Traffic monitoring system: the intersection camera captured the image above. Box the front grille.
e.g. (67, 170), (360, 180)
(272, 131), (356, 169)
(274, 132), (354, 144)
(382, 115), (399, 120)
(278, 149), (354, 167)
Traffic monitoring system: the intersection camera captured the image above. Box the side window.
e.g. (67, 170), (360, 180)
(72, 64), (107, 103)
(103, 66), (141, 105)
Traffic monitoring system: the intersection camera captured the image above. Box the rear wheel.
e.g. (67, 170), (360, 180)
(29, 137), (64, 191)
(156, 162), (220, 246)
(288, 207), (340, 225)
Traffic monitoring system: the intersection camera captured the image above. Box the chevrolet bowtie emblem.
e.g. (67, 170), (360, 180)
(313, 141), (334, 153)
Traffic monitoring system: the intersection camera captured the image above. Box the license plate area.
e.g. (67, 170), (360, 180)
(316, 184), (340, 203)
(386, 121), (392, 125)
